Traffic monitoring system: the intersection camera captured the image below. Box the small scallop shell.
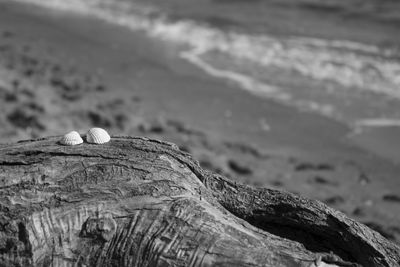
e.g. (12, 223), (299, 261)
(86, 128), (111, 144)
(60, 131), (83, 146)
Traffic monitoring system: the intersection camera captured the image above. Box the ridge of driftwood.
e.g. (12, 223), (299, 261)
(0, 135), (399, 267)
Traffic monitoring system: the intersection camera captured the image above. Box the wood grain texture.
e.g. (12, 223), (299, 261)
(0, 136), (399, 267)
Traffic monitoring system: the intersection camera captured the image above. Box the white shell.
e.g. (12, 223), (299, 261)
(60, 131), (83, 146)
(86, 128), (111, 144)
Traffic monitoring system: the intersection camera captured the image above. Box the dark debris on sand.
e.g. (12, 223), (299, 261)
(382, 194), (400, 203)
(7, 108), (45, 131)
(295, 162), (335, 171)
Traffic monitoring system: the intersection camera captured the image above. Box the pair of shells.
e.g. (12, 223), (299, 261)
(60, 128), (110, 146)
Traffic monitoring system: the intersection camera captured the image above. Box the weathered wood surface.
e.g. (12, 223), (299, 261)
(0, 136), (399, 267)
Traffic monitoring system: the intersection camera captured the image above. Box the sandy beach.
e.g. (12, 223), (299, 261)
(0, 0), (399, 245)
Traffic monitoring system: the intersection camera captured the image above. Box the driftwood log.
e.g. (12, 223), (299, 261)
(0, 136), (399, 267)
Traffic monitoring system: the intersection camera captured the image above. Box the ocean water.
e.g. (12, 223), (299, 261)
(12, 0), (400, 131)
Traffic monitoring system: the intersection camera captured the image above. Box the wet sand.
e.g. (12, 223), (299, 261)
(0, 1), (399, 244)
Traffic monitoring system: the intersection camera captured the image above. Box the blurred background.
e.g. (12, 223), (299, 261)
(0, 0), (399, 244)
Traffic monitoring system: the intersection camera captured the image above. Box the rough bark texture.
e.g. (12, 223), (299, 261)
(0, 136), (399, 267)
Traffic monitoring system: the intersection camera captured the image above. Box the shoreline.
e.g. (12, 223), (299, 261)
(8, 0), (400, 148)
(0, 0), (399, 243)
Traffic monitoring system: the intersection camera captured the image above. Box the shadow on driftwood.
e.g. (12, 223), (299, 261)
(0, 136), (399, 266)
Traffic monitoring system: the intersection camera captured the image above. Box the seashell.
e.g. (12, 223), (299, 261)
(86, 127), (111, 144)
(60, 131), (83, 146)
